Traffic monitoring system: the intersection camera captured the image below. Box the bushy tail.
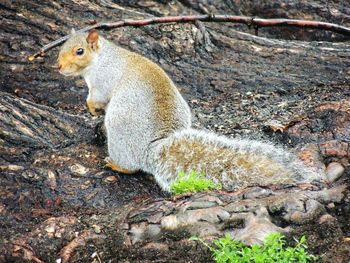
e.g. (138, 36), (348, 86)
(147, 129), (325, 192)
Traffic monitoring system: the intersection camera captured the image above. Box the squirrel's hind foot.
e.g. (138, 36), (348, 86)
(87, 100), (106, 116)
(105, 157), (137, 174)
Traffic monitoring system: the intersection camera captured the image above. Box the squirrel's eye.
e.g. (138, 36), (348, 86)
(76, 48), (84, 56)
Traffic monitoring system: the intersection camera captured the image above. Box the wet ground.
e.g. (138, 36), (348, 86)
(1, 0), (350, 262)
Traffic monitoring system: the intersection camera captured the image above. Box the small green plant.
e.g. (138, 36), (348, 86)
(191, 232), (317, 263)
(170, 171), (221, 195)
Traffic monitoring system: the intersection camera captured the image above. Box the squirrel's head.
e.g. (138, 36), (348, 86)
(58, 30), (100, 76)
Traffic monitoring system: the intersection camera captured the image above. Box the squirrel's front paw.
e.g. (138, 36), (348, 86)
(86, 100), (106, 116)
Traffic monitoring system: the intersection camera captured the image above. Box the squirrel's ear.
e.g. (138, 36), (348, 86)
(87, 30), (99, 50)
(71, 28), (76, 35)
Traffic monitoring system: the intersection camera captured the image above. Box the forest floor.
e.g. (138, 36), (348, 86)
(1, 0), (350, 262)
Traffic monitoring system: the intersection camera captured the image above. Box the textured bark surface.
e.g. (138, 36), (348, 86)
(1, 0), (350, 262)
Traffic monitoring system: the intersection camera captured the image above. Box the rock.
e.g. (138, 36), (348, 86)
(318, 214), (337, 224)
(320, 141), (349, 159)
(143, 242), (169, 251)
(70, 163), (89, 176)
(45, 225), (56, 235)
(92, 225), (102, 234)
(21, 169), (40, 181)
(10, 64), (24, 73)
(103, 175), (118, 183)
(296, 143), (326, 172)
(283, 199), (326, 224)
(0, 164), (24, 172)
(327, 203), (335, 209)
(326, 162), (345, 182)
(129, 222), (162, 244)
(47, 170), (57, 190)
(232, 208), (288, 245)
(161, 215), (178, 231)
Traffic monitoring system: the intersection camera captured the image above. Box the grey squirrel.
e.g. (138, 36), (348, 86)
(57, 30), (325, 192)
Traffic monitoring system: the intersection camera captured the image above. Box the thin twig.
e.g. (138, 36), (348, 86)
(29, 14), (350, 60)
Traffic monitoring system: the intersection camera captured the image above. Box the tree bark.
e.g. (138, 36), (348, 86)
(1, 0), (349, 262)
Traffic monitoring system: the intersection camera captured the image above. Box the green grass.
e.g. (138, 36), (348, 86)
(170, 171), (221, 195)
(191, 232), (316, 263)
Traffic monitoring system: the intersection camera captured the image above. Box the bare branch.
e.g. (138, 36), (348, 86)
(29, 14), (350, 60)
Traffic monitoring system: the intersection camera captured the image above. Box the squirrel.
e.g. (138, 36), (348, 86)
(58, 30), (325, 192)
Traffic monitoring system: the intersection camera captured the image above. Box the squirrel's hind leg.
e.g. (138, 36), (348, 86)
(104, 157), (137, 174)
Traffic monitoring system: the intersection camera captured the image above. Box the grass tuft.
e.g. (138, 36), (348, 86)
(170, 171), (221, 195)
(190, 232), (317, 263)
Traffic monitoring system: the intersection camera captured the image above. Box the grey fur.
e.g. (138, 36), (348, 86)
(59, 33), (326, 192)
(146, 129), (325, 191)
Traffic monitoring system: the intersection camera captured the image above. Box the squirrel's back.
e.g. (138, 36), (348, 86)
(120, 50), (191, 138)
